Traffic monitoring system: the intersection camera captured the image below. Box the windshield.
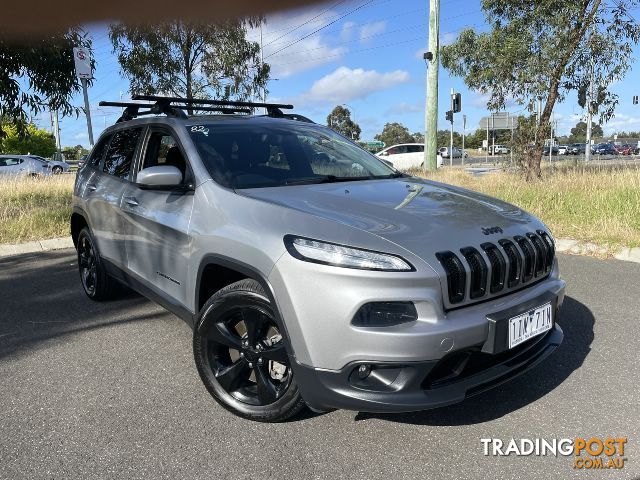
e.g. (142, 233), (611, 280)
(187, 121), (397, 189)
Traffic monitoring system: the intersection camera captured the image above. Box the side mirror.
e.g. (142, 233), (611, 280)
(137, 165), (184, 189)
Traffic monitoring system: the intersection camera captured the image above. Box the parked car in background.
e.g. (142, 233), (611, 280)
(377, 143), (442, 169)
(614, 144), (633, 155)
(568, 143), (586, 155)
(557, 145), (568, 155)
(489, 144), (510, 155)
(593, 143), (615, 155)
(0, 154), (49, 177)
(438, 147), (468, 159)
(542, 145), (559, 155)
(29, 155), (70, 174)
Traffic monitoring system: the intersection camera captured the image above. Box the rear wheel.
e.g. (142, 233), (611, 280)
(193, 279), (305, 422)
(77, 227), (119, 301)
(52, 166), (63, 174)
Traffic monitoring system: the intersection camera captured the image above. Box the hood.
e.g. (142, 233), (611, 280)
(240, 177), (543, 259)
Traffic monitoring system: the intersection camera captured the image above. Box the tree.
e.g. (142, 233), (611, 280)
(412, 132), (424, 143)
(375, 122), (414, 146)
(326, 105), (361, 140)
(442, 0), (640, 180)
(570, 121), (603, 142)
(0, 28), (93, 130)
(110, 20), (269, 103)
(0, 123), (56, 157)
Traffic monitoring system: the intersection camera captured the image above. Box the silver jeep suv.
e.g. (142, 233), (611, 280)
(72, 95), (565, 422)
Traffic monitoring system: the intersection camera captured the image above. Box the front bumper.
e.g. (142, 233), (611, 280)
(294, 323), (563, 413)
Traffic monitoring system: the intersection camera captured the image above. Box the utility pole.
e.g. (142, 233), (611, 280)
(53, 109), (61, 152)
(462, 114), (466, 166)
(449, 88), (454, 167)
(549, 112), (553, 163)
(81, 78), (95, 146)
(423, 0), (440, 173)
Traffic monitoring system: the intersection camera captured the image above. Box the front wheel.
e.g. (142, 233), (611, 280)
(193, 279), (305, 422)
(52, 166), (63, 174)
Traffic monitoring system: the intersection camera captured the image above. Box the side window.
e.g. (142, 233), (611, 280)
(1, 158), (23, 166)
(89, 135), (112, 167)
(407, 145), (423, 153)
(0, 159), (7, 167)
(142, 130), (188, 182)
(103, 128), (142, 180)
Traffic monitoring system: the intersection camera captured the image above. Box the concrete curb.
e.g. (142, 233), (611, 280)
(1, 235), (639, 264)
(555, 238), (640, 263)
(0, 236), (74, 258)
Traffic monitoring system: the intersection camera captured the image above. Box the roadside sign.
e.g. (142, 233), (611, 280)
(479, 112), (518, 130)
(73, 47), (92, 79)
(366, 141), (385, 148)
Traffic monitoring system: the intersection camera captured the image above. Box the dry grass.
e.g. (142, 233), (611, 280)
(0, 175), (74, 244)
(1, 164), (639, 250)
(412, 163), (640, 249)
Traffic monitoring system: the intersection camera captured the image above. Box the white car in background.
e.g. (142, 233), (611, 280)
(0, 154), (49, 177)
(376, 143), (443, 170)
(29, 155), (71, 174)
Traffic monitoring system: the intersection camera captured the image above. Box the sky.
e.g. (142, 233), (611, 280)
(38, 0), (640, 148)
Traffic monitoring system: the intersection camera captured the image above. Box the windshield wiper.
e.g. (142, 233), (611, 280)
(285, 175), (338, 185)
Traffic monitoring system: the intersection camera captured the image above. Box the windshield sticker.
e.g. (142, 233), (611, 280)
(190, 125), (209, 136)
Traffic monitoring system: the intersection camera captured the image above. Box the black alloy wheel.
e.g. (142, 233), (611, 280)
(78, 232), (97, 297)
(194, 279), (305, 422)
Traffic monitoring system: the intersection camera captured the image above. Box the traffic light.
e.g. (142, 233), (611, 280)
(634, 95), (639, 105)
(452, 93), (462, 113)
(445, 110), (453, 122)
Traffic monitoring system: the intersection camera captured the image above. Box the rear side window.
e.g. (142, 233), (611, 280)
(103, 128), (142, 180)
(0, 158), (24, 166)
(407, 145), (423, 153)
(89, 134), (112, 167)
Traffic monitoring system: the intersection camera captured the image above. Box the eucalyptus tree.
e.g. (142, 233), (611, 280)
(442, 0), (640, 179)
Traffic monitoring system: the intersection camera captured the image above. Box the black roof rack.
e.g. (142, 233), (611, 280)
(98, 95), (310, 124)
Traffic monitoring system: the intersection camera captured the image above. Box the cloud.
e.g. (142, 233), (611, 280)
(340, 21), (355, 42)
(300, 66), (411, 103)
(359, 21), (386, 43)
(441, 32), (457, 46)
(600, 112), (640, 134)
(255, 9), (348, 78)
(385, 102), (422, 115)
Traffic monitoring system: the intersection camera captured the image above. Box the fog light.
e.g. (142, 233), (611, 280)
(352, 302), (418, 327)
(357, 364), (372, 379)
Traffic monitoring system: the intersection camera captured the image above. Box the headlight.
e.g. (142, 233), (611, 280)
(284, 236), (414, 271)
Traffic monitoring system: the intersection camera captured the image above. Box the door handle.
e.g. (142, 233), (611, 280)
(124, 196), (139, 207)
(87, 184), (97, 191)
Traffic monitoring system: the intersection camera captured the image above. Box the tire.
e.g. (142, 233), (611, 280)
(52, 166), (63, 174)
(76, 227), (120, 301)
(193, 279), (306, 422)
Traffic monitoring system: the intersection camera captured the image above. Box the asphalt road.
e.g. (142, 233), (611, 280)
(1, 250), (639, 479)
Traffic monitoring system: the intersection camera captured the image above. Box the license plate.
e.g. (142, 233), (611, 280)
(508, 302), (553, 349)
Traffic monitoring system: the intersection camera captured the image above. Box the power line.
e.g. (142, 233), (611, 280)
(263, 0), (349, 48)
(265, 0), (377, 58)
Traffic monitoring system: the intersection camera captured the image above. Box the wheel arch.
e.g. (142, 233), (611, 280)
(195, 254), (296, 360)
(70, 208), (89, 248)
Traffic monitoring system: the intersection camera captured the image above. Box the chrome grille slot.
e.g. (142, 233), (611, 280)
(514, 235), (535, 282)
(527, 232), (548, 275)
(460, 247), (487, 299)
(435, 251), (466, 304)
(537, 230), (555, 270)
(499, 239), (522, 288)
(481, 242), (506, 293)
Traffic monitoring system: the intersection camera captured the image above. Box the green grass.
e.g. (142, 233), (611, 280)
(1, 164), (639, 252)
(0, 175), (74, 244)
(412, 163), (640, 250)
